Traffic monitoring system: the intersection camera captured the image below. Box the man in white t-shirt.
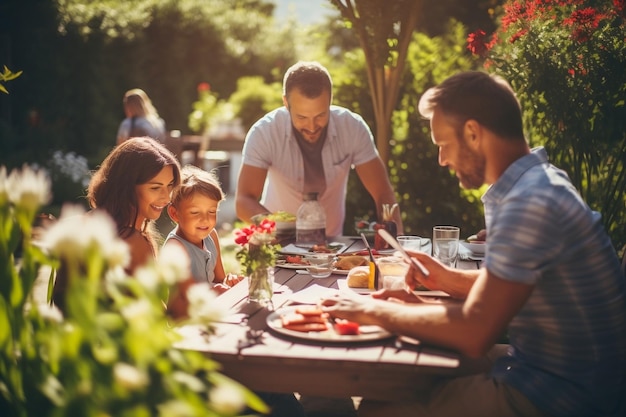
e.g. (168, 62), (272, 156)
(235, 61), (402, 237)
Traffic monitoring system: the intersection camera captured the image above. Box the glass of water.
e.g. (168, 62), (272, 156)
(432, 226), (460, 267)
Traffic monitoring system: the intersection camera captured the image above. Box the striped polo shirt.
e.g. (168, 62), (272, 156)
(483, 147), (626, 417)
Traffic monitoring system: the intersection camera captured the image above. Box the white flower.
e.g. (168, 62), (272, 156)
(104, 265), (128, 285)
(171, 371), (204, 392)
(135, 265), (159, 292)
(42, 205), (129, 269)
(42, 205), (89, 259)
(157, 400), (195, 417)
(113, 363), (148, 391)
(85, 209), (128, 267)
(120, 299), (153, 323)
(39, 305), (64, 323)
(158, 244), (190, 286)
(209, 383), (246, 415)
(6, 165), (51, 211)
(186, 283), (225, 324)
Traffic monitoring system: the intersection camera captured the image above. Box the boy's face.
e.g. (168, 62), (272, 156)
(167, 192), (220, 248)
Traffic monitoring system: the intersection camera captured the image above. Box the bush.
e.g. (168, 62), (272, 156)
(468, 0), (626, 250)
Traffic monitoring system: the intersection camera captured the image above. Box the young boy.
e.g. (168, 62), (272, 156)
(163, 165), (242, 294)
(165, 166), (307, 417)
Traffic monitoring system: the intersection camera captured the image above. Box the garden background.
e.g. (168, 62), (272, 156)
(1, 0), (624, 254)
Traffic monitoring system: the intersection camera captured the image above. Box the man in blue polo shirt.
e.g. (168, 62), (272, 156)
(322, 71), (625, 417)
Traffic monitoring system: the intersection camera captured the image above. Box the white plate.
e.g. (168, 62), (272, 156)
(336, 279), (449, 297)
(266, 306), (393, 343)
(460, 241), (485, 255)
(279, 242), (347, 255)
(275, 263), (349, 275)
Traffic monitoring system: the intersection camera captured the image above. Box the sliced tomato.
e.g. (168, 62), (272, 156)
(333, 320), (360, 335)
(286, 255), (305, 264)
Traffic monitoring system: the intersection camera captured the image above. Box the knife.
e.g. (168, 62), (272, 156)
(377, 229), (430, 277)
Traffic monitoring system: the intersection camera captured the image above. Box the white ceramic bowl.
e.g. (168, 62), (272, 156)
(463, 241), (486, 255)
(275, 221), (296, 232)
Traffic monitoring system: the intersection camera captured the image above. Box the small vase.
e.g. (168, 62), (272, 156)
(248, 266), (274, 306)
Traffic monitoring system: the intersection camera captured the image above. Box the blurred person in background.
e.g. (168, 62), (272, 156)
(117, 88), (166, 144)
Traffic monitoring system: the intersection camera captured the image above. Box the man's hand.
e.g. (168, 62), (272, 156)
(320, 292), (380, 325)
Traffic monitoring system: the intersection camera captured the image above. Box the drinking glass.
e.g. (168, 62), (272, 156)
(304, 254), (336, 278)
(377, 256), (409, 290)
(396, 235), (422, 252)
(432, 226), (460, 267)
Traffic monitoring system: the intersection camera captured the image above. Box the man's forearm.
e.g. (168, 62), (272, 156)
(236, 196), (270, 223)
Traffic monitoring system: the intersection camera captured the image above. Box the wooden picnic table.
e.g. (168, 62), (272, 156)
(175, 236), (484, 401)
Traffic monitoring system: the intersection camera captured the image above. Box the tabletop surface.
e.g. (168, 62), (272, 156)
(176, 236), (484, 401)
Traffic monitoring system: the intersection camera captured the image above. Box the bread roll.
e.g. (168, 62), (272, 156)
(335, 255), (368, 270)
(347, 266), (370, 288)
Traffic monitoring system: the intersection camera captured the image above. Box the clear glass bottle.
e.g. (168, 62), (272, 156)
(296, 192), (326, 245)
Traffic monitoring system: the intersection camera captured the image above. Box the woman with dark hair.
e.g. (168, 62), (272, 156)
(87, 136), (181, 272)
(53, 137), (181, 310)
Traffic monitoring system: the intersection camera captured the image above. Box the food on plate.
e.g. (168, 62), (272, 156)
(266, 211), (296, 222)
(352, 249), (380, 257)
(281, 307), (329, 332)
(335, 255), (368, 270)
(307, 243), (344, 253)
(346, 266), (371, 288)
(285, 255), (308, 264)
(333, 319), (360, 335)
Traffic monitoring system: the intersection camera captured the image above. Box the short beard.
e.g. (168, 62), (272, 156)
(457, 140), (485, 189)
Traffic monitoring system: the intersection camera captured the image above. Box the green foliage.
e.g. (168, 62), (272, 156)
(227, 77), (283, 132)
(0, 66), (22, 94)
(0, 165), (265, 417)
(188, 76), (284, 135)
(336, 21), (485, 238)
(468, 0), (626, 249)
(188, 83), (221, 134)
(1, 0), (296, 169)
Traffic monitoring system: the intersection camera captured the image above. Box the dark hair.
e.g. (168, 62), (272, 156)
(418, 71), (525, 141)
(283, 61), (332, 101)
(170, 165), (225, 208)
(87, 137), (181, 240)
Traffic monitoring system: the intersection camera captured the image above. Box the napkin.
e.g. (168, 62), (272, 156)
(287, 284), (339, 305)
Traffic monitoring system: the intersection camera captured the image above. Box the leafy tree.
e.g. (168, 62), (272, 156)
(328, 0), (421, 164)
(0, 0), (296, 169)
(334, 21), (485, 237)
(325, 0), (503, 165)
(227, 76), (283, 131)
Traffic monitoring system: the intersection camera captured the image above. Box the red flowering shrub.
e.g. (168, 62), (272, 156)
(467, 0), (626, 249)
